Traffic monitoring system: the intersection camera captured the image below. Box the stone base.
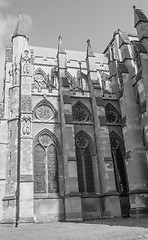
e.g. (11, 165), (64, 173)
(81, 195), (101, 220)
(130, 207), (148, 218)
(18, 217), (35, 224)
(1, 218), (16, 226)
(65, 196), (82, 221)
(129, 191), (148, 218)
(101, 192), (121, 218)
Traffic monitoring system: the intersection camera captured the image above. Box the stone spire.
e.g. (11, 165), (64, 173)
(12, 13), (27, 40)
(133, 5), (148, 28)
(86, 39), (95, 58)
(57, 36), (65, 54)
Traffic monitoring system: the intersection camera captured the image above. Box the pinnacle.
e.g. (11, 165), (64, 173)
(58, 36), (65, 54)
(133, 7), (148, 27)
(12, 13), (27, 40)
(86, 39), (95, 58)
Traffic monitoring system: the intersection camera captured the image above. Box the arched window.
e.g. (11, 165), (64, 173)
(75, 132), (95, 193)
(72, 101), (91, 122)
(33, 99), (57, 121)
(34, 131), (59, 194)
(109, 131), (128, 194)
(34, 145), (46, 193)
(33, 68), (48, 91)
(105, 103), (120, 124)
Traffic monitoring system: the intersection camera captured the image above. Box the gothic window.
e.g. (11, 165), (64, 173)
(34, 145), (46, 193)
(75, 133), (95, 193)
(105, 103), (120, 124)
(72, 101), (90, 122)
(109, 131), (128, 194)
(34, 133), (59, 194)
(33, 68), (48, 91)
(106, 110), (117, 123)
(34, 99), (56, 121)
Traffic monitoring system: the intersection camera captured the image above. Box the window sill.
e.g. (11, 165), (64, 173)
(34, 193), (63, 199)
(80, 193), (99, 198)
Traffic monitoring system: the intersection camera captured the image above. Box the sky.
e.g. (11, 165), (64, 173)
(0, 0), (148, 100)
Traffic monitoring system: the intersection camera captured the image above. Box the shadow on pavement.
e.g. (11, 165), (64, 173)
(82, 218), (148, 228)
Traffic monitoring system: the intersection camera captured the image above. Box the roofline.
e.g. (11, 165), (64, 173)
(103, 31), (138, 54)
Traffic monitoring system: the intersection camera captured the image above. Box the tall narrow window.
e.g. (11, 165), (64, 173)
(34, 145), (46, 193)
(47, 145), (58, 193)
(110, 132), (128, 194)
(34, 134), (59, 194)
(75, 134), (95, 193)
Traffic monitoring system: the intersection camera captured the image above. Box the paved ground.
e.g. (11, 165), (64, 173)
(0, 218), (148, 240)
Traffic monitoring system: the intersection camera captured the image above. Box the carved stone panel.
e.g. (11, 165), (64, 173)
(22, 50), (31, 75)
(21, 116), (31, 136)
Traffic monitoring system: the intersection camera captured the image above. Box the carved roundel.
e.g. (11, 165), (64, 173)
(73, 107), (88, 122)
(106, 109), (117, 123)
(36, 105), (54, 120)
(39, 134), (52, 147)
(110, 138), (119, 150)
(76, 136), (88, 149)
(34, 100), (56, 121)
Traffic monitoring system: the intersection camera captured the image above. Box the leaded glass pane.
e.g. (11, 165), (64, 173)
(106, 110), (117, 123)
(76, 146), (84, 193)
(73, 107), (88, 122)
(84, 147), (95, 193)
(34, 145), (46, 193)
(47, 145), (58, 193)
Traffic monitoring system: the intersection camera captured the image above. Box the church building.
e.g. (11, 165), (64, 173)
(0, 6), (148, 224)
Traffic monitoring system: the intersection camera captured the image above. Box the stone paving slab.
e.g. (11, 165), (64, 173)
(0, 218), (148, 240)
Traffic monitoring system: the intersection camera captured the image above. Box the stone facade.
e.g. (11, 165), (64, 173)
(1, 7), (148, 225)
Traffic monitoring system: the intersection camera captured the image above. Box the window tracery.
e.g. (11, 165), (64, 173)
(106, 109), (117, 123)
(72, 102), (90, 122)
(34, 133), (59, 194)
(75, 132), (95, 193)
(36, 105), (54, 120)
(34, 100), (56, 121)
(105, 103), (120, 124)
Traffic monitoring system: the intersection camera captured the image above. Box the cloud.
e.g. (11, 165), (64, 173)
(0, 2), (32, 101)
(0, 0), (13, 8)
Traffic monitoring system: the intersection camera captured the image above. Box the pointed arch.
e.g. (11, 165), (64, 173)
(75, 130), (96, 155)
(33, 99), (57, 121)
(33, 129), (62, 194)
(105, 103), (121, 123)
(34, 128), (62, 155)
(109, 131), (125, 153)
(75, 130), (95, 193)
(34, 67), (48, 81)
(109, 131), (128, 195)
(72, 101), (91, 122)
